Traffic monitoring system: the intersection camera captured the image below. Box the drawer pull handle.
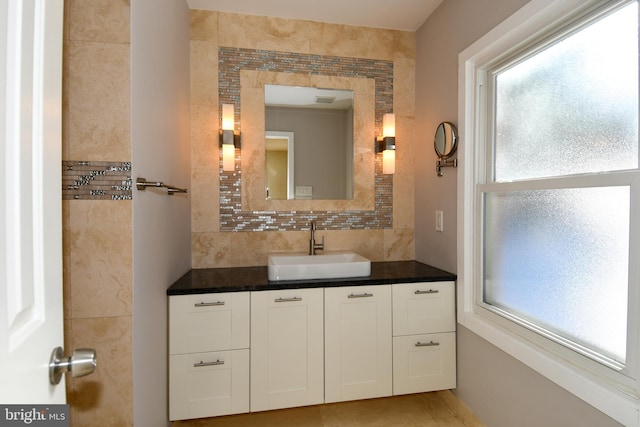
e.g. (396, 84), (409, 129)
(415, 341), (440, 347)
(348, 293), (373, 298)
(194, 359), (224, 367)
(275, 297), (302, 303)
(414, 289), (439, 295)
(194, 301), (225, 307)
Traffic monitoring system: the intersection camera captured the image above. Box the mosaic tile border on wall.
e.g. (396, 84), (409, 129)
(63, 161), (132, 200)
(218, 47), (394, 232)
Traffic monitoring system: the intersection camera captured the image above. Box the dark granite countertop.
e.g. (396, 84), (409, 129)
(167, 261), (456, 295)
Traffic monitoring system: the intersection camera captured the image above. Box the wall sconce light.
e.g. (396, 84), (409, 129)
(220, 104), (240, 172)
(375, 113), (395, 174)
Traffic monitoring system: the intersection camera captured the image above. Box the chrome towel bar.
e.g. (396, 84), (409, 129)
(136, 177), (188, 195)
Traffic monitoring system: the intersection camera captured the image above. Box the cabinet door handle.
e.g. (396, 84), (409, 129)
(348, 292), (373, 298)
(193, 359), (224, 367)
(274, 297), (302, 303)
(415, 341), (440, 347)
(194, 301), (225, 307)
(414, 289), (439, 295)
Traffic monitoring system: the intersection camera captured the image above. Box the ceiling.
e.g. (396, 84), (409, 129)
(265, 86), (353, 110)
(186, 0), (444, 31)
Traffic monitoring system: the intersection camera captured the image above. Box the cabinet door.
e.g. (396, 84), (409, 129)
(250, 288), (324, 411)
(324, 285), (392, 403)
(392, 281), (455, 336)
(169, 349), (249, 421)
(169, 292), (250, 354)
(393, 332), (456, 395)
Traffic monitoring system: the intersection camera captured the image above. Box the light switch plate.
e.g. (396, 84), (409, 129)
(435, 211), (444, 232)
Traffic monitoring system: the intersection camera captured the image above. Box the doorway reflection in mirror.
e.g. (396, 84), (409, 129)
(265, 85), (354, 200)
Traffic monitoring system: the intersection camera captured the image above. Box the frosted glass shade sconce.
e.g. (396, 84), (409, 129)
(375, 113), (395, 174)
(220, 104), (240, 172)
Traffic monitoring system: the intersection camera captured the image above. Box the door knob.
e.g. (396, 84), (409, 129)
(49, 347), (97, 385)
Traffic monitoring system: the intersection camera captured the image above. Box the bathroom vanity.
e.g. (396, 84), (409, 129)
(167, 261), (456, 421)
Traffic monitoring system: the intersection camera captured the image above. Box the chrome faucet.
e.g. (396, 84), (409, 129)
(309, 221), (324, 255)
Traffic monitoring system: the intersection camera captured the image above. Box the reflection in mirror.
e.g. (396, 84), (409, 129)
(434, 122), (458, 177)
(265, 85), (354, 200)
(434, 122), (458, 158)
(265, 131), (294, 200)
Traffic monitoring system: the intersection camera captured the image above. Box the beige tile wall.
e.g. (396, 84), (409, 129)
(191, 11), (416, 267)
(63, 0), (133, 426)
(61, 6), (416, 425)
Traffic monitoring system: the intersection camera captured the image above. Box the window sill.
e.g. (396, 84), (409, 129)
(456, 286), (639, 426)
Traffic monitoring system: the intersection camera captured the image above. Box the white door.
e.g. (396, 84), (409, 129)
(251, 288), (324, 411)
(0, 0), (66, 403)
(324, 285), (392, 403)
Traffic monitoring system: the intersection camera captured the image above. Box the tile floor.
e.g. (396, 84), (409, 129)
(172, 391), (485, 427)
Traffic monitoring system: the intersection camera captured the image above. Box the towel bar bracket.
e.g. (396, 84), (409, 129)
(136, 177), (187, 195)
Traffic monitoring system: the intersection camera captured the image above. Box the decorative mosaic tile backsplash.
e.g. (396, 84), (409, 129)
(63, 161), (132, 200)
(218, 47), (394, 232)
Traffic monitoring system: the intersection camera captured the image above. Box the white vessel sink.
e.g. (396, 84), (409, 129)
(268, 252), (371, 281)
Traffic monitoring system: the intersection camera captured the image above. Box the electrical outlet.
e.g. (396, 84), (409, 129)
(295, 186), (313, 199)
(435, 211), (444, 232)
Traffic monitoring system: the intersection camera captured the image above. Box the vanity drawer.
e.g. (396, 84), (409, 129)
(392, 281), (455, 336)
(392, 332), (456, 395)
(169, 349), (249, 420)
(169, 292), (250, 354)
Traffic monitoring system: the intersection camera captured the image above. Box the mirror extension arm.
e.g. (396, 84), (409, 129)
(434, 122), (459, 177)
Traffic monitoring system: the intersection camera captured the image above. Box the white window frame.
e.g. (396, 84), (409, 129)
(457, 1), (640, 425)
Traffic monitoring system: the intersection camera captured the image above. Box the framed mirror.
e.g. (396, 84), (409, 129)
(240, 70), (376, 213)
(434, 122), (458, 176)
(265, 85), (354, 200)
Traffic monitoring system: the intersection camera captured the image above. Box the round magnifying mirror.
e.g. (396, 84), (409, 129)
(434, 122), (458, 159)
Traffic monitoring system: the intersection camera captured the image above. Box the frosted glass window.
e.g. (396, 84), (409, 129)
(493, 2), (638, 181)
(483, 187), (629, 363)
(463, 0), (640, 417)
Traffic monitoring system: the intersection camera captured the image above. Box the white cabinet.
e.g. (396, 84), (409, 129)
(324, 285), (392, 403)
(169, 292), (250, 421)
(250, 288), (324, 411)
(391, 282), (456, 395)
(167, 279), (457, 420)
(169, 350), (249, 420)
(169, 292), (250, 354)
